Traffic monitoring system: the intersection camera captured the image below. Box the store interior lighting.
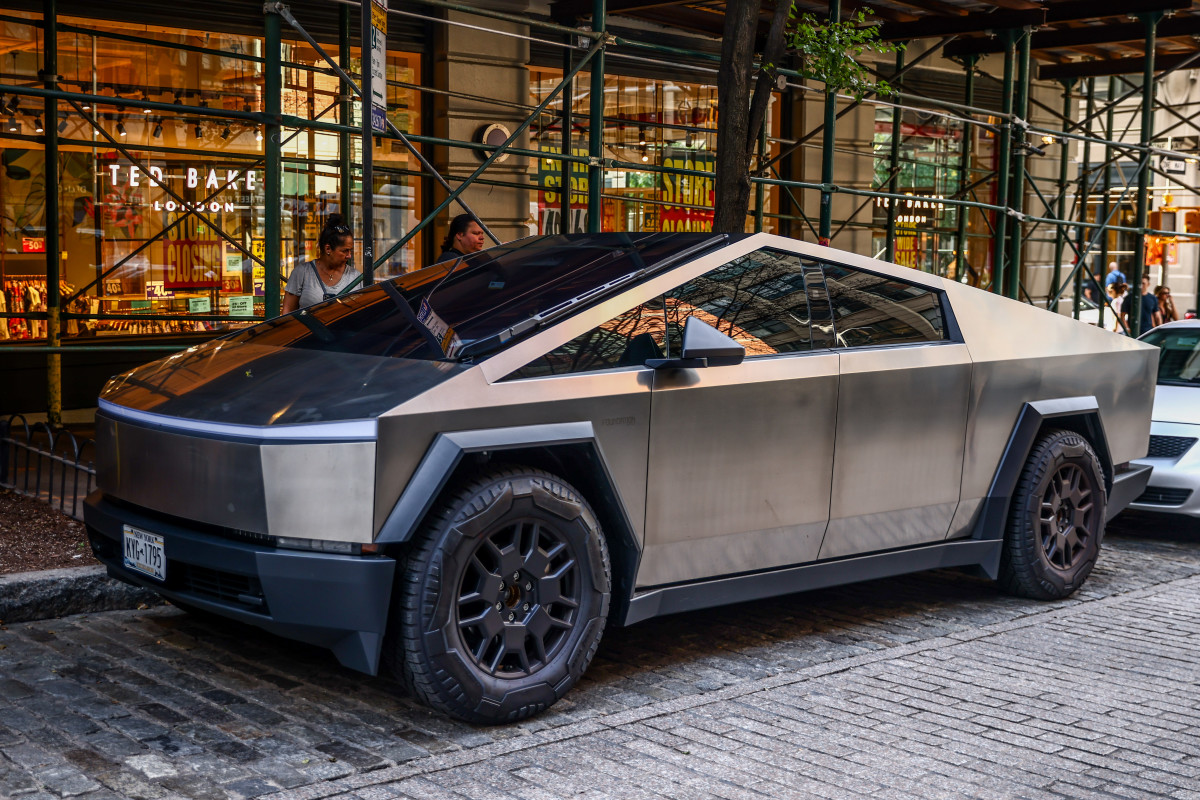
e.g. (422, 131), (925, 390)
(57, 114), (67, 133)
(117, 121), (126, 137)
(5, 115), (17, 133)
(256, 128), (263, 142)
(194, 123), (202, 139)
(638, 126), (646, 146)
(220, 125), (231, 140)
(152, 120), (162, 138)
(34, 115), (43, 133)
(641, 144), (649, 163)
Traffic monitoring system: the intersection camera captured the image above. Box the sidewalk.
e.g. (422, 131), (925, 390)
(1, 522), (1199, 800)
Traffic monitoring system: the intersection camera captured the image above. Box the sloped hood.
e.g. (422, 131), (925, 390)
(100, 337), (469, 426)
(1153, 384), (1200, 426)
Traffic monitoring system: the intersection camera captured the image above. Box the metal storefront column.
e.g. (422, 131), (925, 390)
(264, 7), (282, 318)
(1073, 78), (1095, 321)
(43, 0), (60, 426)
(1131, 11), (1163, 336)
(991, 31), (1016, 294)
(818, 0), (841, 245)
(1051, 79), (1074, 313)
(339, 4), (352, 225)
(954, 55), (976, 284)
(884, 46), (904, 262)
(1005, 28), (1030, 300)
(586, 0), (604, 232)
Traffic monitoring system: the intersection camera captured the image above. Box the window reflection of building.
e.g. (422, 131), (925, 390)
(0, 12), (422, 340)
(871, 107), (965, 278)
(531, 70), (776, 237)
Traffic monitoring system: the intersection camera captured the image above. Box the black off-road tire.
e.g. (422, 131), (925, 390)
(387, 466), (611, 723)
(999, 429), (1106, 600)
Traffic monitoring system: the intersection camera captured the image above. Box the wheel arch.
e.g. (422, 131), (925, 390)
(970, 397), (1113, 558)
(375, 422), (641, 624)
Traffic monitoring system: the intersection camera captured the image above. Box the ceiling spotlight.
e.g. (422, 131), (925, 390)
(34, 116), (44, 133)
(117, 121), (127, 137)
(57, 115), (68, 133)
(638, 126), (646, 146)
(142, 91), (152, 112)
(256, 128), (263, 142)
(152, 120), (163, 138)
(685, 130), (695, 147)
(220, 125), (231, 140)
(194, 123), (203, 139)
(640, 145), (649, 163)
(6, 115), (18, 133)
(81, 99), (91, 110)
(7, 96), (19, 113)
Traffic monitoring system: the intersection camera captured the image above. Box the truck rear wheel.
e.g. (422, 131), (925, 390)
(999, 429), (1106, 600)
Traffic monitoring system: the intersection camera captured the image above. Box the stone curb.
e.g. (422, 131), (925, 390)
(0, 565), (160, 623)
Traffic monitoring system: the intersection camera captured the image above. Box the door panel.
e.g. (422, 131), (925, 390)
(638, 353), (839, 587)
(818, 343), (971, 559)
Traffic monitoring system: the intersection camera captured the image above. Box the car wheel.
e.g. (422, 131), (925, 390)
(999, 429), (1106, 600)
(388, 465), (611, 723)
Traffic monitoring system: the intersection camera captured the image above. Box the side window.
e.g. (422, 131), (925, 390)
(503, 248), (815, 380)
(663, 249), (814, 356)
(822, 263), (945, 347)
(503, 300), (673, 380)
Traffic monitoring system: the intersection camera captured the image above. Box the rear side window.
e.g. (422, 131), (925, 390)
(821, 263), (945, 347)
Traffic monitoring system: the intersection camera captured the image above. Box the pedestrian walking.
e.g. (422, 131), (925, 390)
(1123, 275), (1163, 337)
(1105, 260), (1126, 287)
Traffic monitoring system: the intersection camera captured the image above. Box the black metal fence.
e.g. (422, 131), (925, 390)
(0, 415), (96, 521)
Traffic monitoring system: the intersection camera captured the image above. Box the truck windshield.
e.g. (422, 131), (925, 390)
(223, 233), (732, 361)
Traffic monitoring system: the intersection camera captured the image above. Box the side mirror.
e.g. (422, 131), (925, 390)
(646, 316), (746, 369)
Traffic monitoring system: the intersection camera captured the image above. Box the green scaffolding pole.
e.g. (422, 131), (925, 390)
(991, 31), (1016, 294)
(1005, 28), (1030, 300)
(818, 0), (841, 244)
(954, 56), (976, 284)
(1073, 78), (1095, 321)
(587, 0), (605, 233)
(884, 45), (904, 262)
(340, 4), (353, 227)
(1131, 11), (1164, 336)
(264, 7), (282, 318)
(44, 0), (61, 427)
(1050, 79), (1075, 313)
(1098, 76), (1115, 328)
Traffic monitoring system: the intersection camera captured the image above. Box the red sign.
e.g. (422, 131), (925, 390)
(21, 237), (45, 253)
(160, 238), (222, 289)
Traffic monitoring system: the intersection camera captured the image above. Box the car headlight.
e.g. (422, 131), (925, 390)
(275, 536), (362, 555)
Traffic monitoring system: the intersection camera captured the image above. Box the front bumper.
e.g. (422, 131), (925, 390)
(1129, 423), (1200, 518)
(1109, 461), (1155, 521)
(83, 491), (396, 675)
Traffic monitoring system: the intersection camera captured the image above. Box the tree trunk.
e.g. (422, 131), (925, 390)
(713, 0), (762, 232)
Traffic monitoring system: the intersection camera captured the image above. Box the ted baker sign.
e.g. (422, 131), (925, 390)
(108, 165), (257, 213)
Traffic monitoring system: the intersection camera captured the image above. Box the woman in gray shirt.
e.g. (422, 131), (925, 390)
(282, 214), (361, 312)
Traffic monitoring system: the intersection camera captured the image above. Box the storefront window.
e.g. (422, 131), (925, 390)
(871, 107), (964, 278)
(531, 70), (776, 236)
(0, 12), (422, 340)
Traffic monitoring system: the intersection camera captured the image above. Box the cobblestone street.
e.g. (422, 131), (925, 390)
(4, 516), (1200, 800)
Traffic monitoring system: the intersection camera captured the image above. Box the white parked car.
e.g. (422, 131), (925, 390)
(1130, 319), (1200, 516)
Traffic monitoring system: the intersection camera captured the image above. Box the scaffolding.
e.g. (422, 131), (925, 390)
(2, 0), (1199, 423)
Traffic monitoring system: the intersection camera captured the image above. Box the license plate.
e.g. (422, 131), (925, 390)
(122, 525), (166, 582)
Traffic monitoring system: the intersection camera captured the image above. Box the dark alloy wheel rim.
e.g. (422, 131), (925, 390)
(1038, 462), (1095, 570)
(455, 518), (581, 678)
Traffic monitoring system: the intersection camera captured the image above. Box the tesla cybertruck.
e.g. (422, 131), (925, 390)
(85, 233), (1156, 722)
